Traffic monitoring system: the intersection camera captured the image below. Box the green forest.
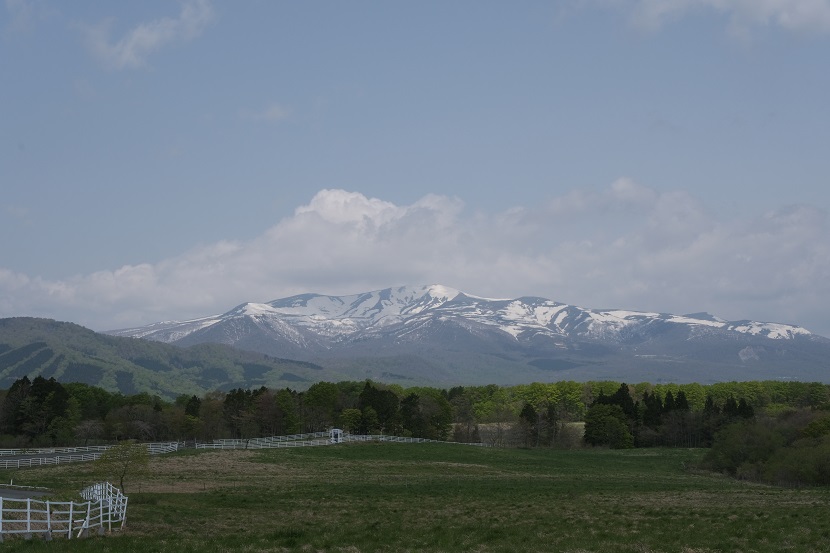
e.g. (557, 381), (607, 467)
(2, 376), (829, 486)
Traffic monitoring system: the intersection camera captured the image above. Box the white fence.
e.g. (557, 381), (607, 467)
(0, 446), (111, 456)
(196, 432), (479, 450)
(0, 453), (103, 470)
(0, 432), (480, 467)
(345, 434), (448, 444)
(80, 482), (128, 528)
(196, 431), (332, 450)
(0, 482), (127, 542)
(0, 442), (180, 470)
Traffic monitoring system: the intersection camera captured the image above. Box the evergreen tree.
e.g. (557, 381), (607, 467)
(611, 383), (636, 419)
(519, 402), (538, 447)
(275, 388), (300, 434)
(642, 391), (663, 428)
(184, 395), (201, 418)
(400, 393), (427, 437)
(723, 396), (739, 418)
(675, 390), (690, 411)
(447, 386), (465, 402)
(703, 395), (719, 415)
(303, 381), (340, 431)
(0, 376), (31, 435)
(358, 382), (400, 431)
(223, 388), (256, 438)
(700, 395), (722, 447)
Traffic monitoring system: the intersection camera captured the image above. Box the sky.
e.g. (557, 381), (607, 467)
(2, 0), (830, 336)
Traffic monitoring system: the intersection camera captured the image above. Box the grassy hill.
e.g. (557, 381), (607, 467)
(11, 442), (830, 552)
(0, 317), (342, 399)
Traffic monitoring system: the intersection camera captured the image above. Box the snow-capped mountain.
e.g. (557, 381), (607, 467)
(109, 284), (813, 344)
(108, 285), (829, 385)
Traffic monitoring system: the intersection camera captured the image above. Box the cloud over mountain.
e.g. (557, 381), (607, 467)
(1, 183), (828, 336)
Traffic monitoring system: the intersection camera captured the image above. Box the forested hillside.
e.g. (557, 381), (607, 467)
(0, 317), (337, 398)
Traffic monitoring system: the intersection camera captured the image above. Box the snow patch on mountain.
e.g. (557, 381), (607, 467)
(730, 322), (811, 340)
(108, 284), (815, 349)
(109, 316), (222, 341)
(666, 315), (725, 328)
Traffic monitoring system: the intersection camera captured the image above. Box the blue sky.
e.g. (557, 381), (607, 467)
(2, 0), (830, 337)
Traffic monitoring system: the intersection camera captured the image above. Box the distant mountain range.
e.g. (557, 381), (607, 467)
(0, 317), (329, 399)
(107, 284), (830, 386)
(1, 285), (827, 399)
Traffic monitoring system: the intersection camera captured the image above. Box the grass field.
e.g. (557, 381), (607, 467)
(3, 443), (830, 552)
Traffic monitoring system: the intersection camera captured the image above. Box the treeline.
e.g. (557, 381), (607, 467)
(0, 376), (828, 450)
(578, 382), (830, 486)
(0, 377), (458, 447)
(581, 383), (757, 449)
(700, 409), (830, 486)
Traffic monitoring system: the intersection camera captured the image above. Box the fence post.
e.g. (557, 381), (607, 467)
(46, 499), (52, 533)
(78, 500), (91, 538)
(25, 498), (31, 539)
(107, 491), (112, 533)
(68, 501), (73, 539)
(0, 496), (4, 541)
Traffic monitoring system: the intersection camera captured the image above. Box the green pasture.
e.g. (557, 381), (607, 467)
(3, 443), (830, 552)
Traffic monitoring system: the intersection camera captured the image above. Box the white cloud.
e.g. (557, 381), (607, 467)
(596, 0), (830, 34)
(78, 0), (214, 69)
(294, 189), (404, 226)
(1, 185), (829, 336)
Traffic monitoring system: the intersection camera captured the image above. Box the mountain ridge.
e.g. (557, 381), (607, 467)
(109, 284), (818, 343)
(106, 284), (829, 385)
(1, 278), (829, 400)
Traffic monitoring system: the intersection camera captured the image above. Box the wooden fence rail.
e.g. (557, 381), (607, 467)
(0, 482), (127, 542)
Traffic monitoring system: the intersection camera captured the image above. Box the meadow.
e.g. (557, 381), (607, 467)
(3, 443), (830, 552)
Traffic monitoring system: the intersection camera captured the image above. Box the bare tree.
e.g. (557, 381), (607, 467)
(93, 441), (149, 494)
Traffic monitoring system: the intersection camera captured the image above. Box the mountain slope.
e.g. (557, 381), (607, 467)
(108, 285), (830, 384)
(0, 317), (337, 399)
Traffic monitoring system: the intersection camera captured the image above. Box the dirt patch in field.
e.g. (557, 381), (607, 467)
(32, 450), (315, 494)
(136, 450), (314, 493)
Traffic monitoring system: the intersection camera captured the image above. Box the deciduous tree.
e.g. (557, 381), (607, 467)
(94, 441), (149, 494)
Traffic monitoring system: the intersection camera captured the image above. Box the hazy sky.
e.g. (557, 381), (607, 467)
(2, 0), (830, 336)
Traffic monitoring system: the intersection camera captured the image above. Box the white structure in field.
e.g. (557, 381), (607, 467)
(0, 482), (127, 541)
